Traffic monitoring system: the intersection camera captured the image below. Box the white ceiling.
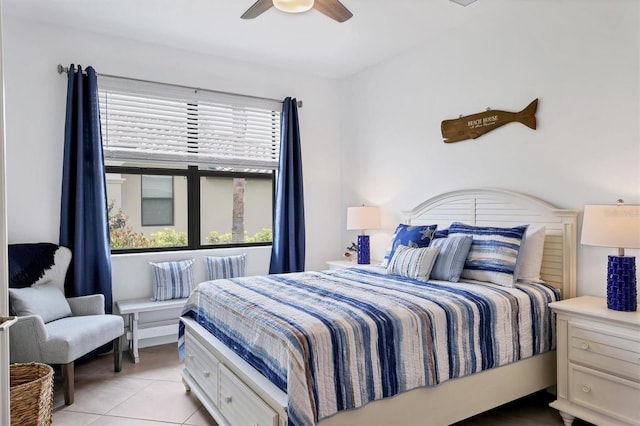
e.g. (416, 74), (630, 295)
(3, 0), (490, 79)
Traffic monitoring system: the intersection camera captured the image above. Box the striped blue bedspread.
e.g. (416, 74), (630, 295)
(180, 266), (559, 425)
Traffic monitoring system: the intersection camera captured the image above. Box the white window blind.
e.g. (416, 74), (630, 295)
(98, 77), (282, 171)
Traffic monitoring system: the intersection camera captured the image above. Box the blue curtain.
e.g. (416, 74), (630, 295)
(269, 97), (305, 274)
(59, 64), (113, 313)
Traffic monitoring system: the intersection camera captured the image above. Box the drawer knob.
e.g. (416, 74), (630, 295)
(580, 342), (590, 350)
(225, 396), (233, 404)
(582, 385), (591, 393)
(187, 353), (194, 360)
(204, 371), (210, 378)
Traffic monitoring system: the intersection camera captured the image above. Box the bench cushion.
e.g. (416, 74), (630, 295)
(41, 314), (124, 363)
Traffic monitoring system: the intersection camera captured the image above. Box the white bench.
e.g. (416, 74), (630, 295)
(115, 298), (188, 363)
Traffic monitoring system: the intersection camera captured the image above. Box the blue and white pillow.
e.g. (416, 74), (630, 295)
(449, 222), (528, 287)
(150, 259), (195, 301)
(386, 245), (440, 282)
(434, 229), (449, 239)
(383, 224), (438, 266)
(205, 254), (246, 281)
(429, 235), (473, 282)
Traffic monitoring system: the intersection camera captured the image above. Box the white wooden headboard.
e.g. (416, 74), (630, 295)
(403, 188), (578, 299)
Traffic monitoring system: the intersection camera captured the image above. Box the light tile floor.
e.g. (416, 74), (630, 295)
(52, 344), (592, 426)
(52, 344), (216, 426)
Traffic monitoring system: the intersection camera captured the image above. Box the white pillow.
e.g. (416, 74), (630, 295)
(517, 225), (546, 283)
(386, 245), (439, 282)
(8, 282), (72, 323)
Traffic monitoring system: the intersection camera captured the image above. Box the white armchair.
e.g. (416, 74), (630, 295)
(8, 245), (124, 405)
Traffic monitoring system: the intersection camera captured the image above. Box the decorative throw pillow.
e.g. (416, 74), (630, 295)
(382, 224), (438, 267)
(205, 254), (246, 280)
(150, 259), (195, 301)
(386, 245), (440, 282)
(517, 225), (546, 283)
(449, 222), (528, 287)
(434, 229), (449, 239)
(429, 235), (473, 282)
(8, 282), (72, 323)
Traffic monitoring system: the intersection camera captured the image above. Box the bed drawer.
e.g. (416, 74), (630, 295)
(185, 333), (220, 405)
(569, 322), (640, 381)
(219, 364), (278, 426)
(569, 364), (640, 424)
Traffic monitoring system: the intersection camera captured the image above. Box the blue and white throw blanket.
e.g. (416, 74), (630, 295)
(180, 266), (559, 425)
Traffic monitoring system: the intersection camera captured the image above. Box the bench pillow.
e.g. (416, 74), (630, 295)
(205, 254), (246, 280)
(8, 281), (72, 323)
(150, 259), (195, 301)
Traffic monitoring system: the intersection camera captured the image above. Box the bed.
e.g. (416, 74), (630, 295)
(179, 188), (578, 426)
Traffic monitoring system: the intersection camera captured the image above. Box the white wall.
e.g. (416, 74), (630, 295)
(3, 1), (640, 304)
(0, 0), (7, 317)
(3, 18), (343, 302)
(0, 0), (13, 422)
(340, 0), (640, 299)
(110, 246), (270, 302)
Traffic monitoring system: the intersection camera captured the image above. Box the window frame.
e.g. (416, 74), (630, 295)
(98, 75), (282, 254)
(106, 165), (275, 254)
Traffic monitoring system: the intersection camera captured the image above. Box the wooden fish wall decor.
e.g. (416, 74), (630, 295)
(441, 98), (538, 143)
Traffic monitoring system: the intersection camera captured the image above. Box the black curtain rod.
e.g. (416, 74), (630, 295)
(56, 64), (303, 108)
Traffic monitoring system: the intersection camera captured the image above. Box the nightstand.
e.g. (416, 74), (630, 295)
(549, 296), (640, 426)
(326, 260), (379, 270)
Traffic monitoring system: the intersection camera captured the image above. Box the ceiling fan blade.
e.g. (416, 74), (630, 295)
(241, 0), (274, 19)
(313, 0), (353, 22)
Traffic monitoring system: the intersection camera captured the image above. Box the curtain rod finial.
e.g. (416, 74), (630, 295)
(57, 64), (67, 74)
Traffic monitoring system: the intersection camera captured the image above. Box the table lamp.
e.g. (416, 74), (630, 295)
(581, 201), (640, 311)
(346, 206), (381, 264)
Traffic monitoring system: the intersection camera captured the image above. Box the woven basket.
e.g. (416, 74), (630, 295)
(10, 362), (54, 426)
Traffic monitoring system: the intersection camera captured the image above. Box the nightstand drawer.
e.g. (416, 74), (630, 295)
(569, 323), (640, 381)
(569, 364), (640, 424)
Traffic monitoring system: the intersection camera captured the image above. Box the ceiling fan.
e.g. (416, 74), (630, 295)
(241, 0), (353, 23)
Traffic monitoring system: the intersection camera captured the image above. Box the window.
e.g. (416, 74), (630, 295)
(200, 174), (273, 245)
(141, 175), (174, 226)
(100, 77), (280, 252)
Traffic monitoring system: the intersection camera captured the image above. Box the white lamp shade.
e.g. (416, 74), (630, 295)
(346, 206), (381, 231)
(273, 0), (314, 13)
(581, 204), (640, 249)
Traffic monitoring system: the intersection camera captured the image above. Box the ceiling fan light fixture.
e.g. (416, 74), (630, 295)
(273, 0), (314, 14)
(450, 0), (477, 6)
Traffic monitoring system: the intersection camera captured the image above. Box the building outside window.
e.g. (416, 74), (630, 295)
(141, 175), (174, 226)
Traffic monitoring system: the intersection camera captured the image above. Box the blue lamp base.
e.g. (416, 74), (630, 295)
(607, 255), (637, 312)
(357, 235), (370, 265)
